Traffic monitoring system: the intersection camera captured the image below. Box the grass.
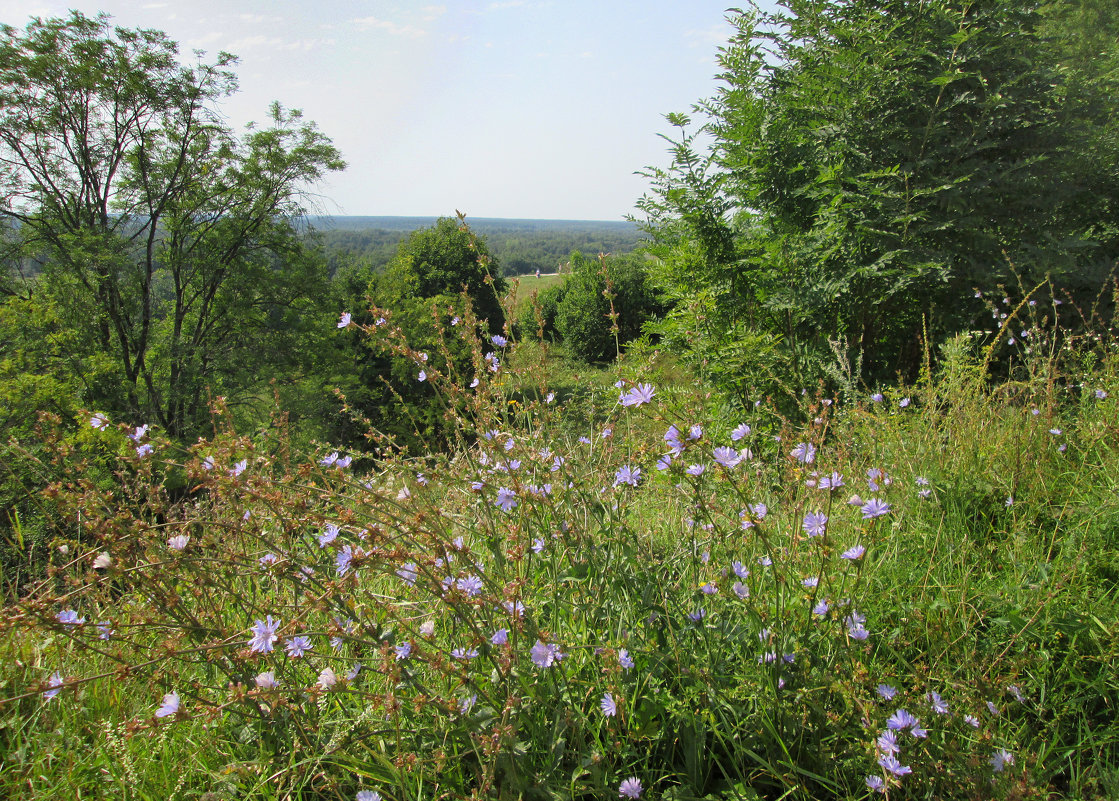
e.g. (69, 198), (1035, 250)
(1, 310), (1117, 800)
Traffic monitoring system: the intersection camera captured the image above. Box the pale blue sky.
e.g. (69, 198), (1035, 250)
(1, 1), (781, 220)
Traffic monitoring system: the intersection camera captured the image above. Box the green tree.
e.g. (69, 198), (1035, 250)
(0, 11), (344, 439)
(554, 251), (664, 363)
(639, 0), (1119, 395)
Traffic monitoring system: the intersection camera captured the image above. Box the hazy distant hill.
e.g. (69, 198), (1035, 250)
(311, 216), (646, 277)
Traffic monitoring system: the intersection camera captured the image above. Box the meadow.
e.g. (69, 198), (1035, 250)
(2, 284), (1117, 801)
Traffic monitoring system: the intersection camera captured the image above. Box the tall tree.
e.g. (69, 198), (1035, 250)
(639, 0), (1119, 396)
(0, 12), (344, 438)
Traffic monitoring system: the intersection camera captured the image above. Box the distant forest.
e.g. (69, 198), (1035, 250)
(310, 216), (646, 277)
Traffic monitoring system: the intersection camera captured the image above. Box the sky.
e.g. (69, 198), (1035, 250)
(0, 1), (781, 221)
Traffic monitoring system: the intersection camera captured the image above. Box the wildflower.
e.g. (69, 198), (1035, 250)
(485, 352), (499, 372)
(965, 714), (980, 728)
(255, 671), (278, 689)
(802, 511), (828, 538)
(802, 576), (819, 588)
(92, 551), (112, 570)
(495, 487), (518, 512)
(791, 442), (816, 464)
(600, 692), (617, 717)
(460, 694), (477, 714)
(492, 334), (508, 347)
(840, 544), (866, 560)
(357, 791), (382, 801)
(418, 370), (427, 382)
(419, 620), (435, 636)
(621, 383), (656, 407)
(317, 668), (338, 690)
(861, 498), (891, 519)
(503, 600), (525, 617)
(812, 599), (828, 615)
(732, 561), (749, 579)
(532, 538), (545, 553)
(887, 708), (920, 731)
(530, 640), (563, 668)
(713, 446), (739, 468)
(876, 729), (899, 755)
(1095, 389), (1108, 399)
(1049, 428), (1062, 436)
(285, 635), (312, 658)
(733, 582), (750, 599)
(451, 646), (478, 660)
(656, 454), (673, 471)
(613, 465), (641, 487)
(259, 553), (279, 567)
(491, 628), (508, 646)
(135, 443), (153, 458)
(990, 749), (1015, 772)
(201, 455), (214, 470)
(545, 392), (555, 403)
(57, 610), (85, 626)
(155, 691), (180, 719)
(700, 581), (717, 595)
(758, 556), (773, 567)
(456, 575), (483, 596)
(865, 775), (885, 793)
(43, 671), (64, 701)
(618, 777), (643, 799)
(818, 471), (844, 491)
(90, 413), (108, 430)
(229, 459), (247, 477)
(337, 312), (351, 328)
(470, 377), (479, 388)
(1009, 684), (1025, 703)
(751, 502), (768, 519)
(731, 423), (751, 441)
(167, 534), (190, 551)
(685, 463), (705, 477)
(877, 684), (897, 700)
(664, 425), (684, 454)
(392, 641), (412, 661)
(871, 393), (884, 402)
(845, 612), (869, 640)
(397, 562), (417, 585)
(335, 545), (354, 576)
(319, 524), (340, 547)
(375, 316), (386, 325)
(1006, 495), (1014, 507)
(899, 397), (910, 408)
(878, 755), (912, 777)
(686, 608), (705, 623)
(929, 691), (949, 714)
(688, 424), (702, 440)
(618, 649), (634, 669)
(130, 424), (148, 442)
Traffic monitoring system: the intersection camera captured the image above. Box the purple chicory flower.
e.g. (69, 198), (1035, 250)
(791, 442), (816, 464)
(155, 691), (180, 718)
(618, 777), (642, 799)
(990, 749), (1015, 772)
(803, 511), (828, 538)
(861, 498), (891, 519)
(620, 383), (656, 407)
(613, 465), (641, 487)
(337, 312), (351, 328)
(285, 635), (312, 658)
(530, 640), (563, 668)
(43, 671), (64, 701)
(600, 692), (617, 717)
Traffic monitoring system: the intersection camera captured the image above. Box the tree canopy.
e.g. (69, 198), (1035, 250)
(0, 11), (345, 438)
(639, 0), (1119, 399)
